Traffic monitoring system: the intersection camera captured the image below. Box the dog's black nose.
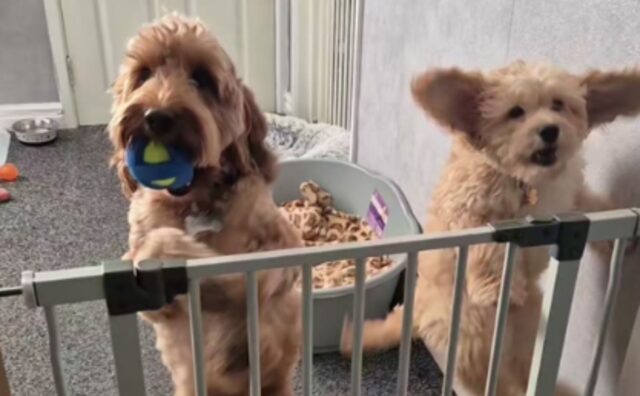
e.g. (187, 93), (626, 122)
(539, 125), (559, 144)
(145, 109), (174, 135)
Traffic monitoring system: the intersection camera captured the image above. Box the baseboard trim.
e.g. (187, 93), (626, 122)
(0, 102), (64, 131)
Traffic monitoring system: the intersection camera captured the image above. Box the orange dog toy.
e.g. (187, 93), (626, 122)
(0, 163), (19, 182)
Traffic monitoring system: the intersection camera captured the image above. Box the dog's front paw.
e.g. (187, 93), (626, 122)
(624, 237), (640, 256)
(468, 274), (527, 307)
(509, 275), (529, 307)
(132, 227), (190, 263)
(468, 277), (500, 306)
(589, 240), (613, 261)
(590, 237), (639, 261)
(133, 227), (217, 264)
(261, 267), (300, 300)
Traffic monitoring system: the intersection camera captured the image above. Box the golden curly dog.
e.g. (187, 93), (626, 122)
(108, 15), (302, 396)
(342, 61), (640, 395)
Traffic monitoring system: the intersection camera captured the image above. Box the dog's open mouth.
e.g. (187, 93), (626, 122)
(531, 147), (557, 167)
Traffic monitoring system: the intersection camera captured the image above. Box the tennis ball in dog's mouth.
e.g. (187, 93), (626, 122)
(125, 137), (194, 192)
(143, 142), (171, 164)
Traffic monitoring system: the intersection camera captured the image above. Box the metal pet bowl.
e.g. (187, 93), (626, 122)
(10, 118), (58, 145)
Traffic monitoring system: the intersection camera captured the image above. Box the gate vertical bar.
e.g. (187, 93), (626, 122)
(526, 258), (581, 396)
(344, 0), (354, 128)
(348, 0), (365, 162)
(442, 245), (469, 396)
(335, 0), (346, 127)
(188, 279), (206, 396)
(306, 0), (315, 120)
(302, 264), (314, 396)
(44, 306), (68, 396)
(274, 0), (289, 114)
(485, 243), (518, 396)
(246, 271), (261, 396)
(350, 258), (367, 396)
(396, 252), (418, 396)
(328, 0), (337, 123)
(584, 239), (627, 396)
(322, 0), (332, 121)
(108, 314), (146, 396)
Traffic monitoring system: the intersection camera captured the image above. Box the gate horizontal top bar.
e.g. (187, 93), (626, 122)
(27, 265), (104, 306)
(186, 227), (494, 279)
(186, 209), (638, 280)
(12, 208), (639, 307)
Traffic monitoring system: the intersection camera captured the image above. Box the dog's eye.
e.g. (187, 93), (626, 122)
(551, 99), (564, 112)
(190, 67), (217, 95)
(136, 67), (152, 87)
(507, 106), (525, 119)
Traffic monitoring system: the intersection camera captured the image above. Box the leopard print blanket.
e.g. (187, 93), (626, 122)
(280, 181), (393, 289)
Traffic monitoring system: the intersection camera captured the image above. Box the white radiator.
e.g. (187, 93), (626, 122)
(289, 0), (359, 129)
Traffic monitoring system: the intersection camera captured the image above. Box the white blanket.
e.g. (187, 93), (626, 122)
(265, 113), (350, 161)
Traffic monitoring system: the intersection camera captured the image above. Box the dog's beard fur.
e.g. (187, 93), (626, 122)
(108, 14), (275, 199)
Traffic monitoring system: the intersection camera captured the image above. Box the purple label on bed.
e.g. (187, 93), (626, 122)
(367, 190), (389, 237)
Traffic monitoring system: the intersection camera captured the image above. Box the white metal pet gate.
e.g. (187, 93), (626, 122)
(0, 208), (638, 396)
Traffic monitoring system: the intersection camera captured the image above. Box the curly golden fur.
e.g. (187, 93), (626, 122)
(109, 15), (301, 396)
(342, 61), (640, 395)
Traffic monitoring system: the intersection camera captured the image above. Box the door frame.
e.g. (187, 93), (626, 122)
(43, 0), (281, 128)
(43, 0), (79, 128)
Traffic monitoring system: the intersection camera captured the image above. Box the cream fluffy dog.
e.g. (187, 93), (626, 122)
(342, 61), (640, 395)
(108, 16), (301, 396)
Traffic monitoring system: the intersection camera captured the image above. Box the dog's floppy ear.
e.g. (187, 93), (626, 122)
(226, 85), (277, 181)
(241, 85), (277, 181)
(411, 68), (484, 135)
(582, 69), (640, 127)
(223, 84), (277, 182)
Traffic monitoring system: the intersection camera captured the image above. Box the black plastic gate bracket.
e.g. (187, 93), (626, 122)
(551, 213), (590, 261)
(103, 260), (188, 316)
(491, 212), (590, 261)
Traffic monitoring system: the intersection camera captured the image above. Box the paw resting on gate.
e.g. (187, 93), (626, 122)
(128, 227), (299, 321)
(589, 237), (639, 262)
(466, 272), (529, 307)
(132, 227), (218, 262)
(574, 188), (639, 260)
(125, 227), (220, 322)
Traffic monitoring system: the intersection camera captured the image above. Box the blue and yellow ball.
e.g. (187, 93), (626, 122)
(125, 137), (194, 192)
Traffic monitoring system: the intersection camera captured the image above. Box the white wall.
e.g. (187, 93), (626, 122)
(0, 0), (58, 104)
(356, 1), (640, 394)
